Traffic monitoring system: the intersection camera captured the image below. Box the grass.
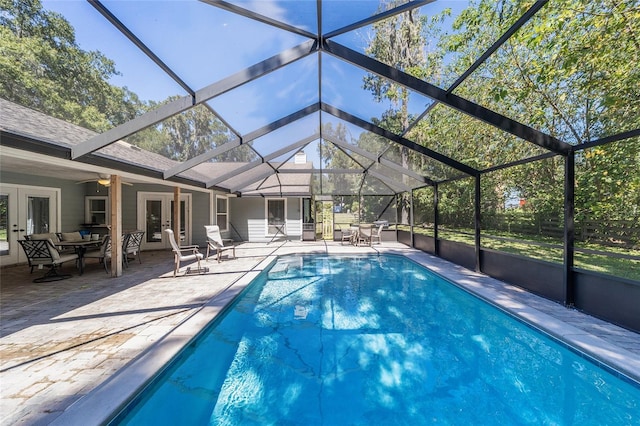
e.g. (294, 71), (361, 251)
(397, 225), (640, 281)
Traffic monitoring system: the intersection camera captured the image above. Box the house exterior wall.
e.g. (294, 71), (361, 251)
(2, 170), (213, 250)
(83, 183), (213, 247)
(1, 171), (85, 232)
(230, 197), (303, 242)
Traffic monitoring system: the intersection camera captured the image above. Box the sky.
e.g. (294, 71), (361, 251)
(40, 0), (468, 141)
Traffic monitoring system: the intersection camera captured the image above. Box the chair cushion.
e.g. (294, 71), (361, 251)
(60, 232), (83, 242)
(54, 253), (79, 264)
(30, 232), (59, 242)
(47, 239), (61, 261)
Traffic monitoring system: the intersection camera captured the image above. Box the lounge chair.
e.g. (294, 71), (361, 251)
(165, 229), (205, 277)
(204, 225), (236, 262)
(18, 239), (79, 282)
(340, 228), (353, 245)
(357, 224), (373, 246)
(370, 224), (384, 245)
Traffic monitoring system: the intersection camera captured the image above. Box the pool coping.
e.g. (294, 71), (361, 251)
(50, 247), (640, 425)
(403, 250), (640, 385)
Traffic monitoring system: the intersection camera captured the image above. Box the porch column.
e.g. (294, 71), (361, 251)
(173, 187), (181, 243)
(109, 174), (123, 277)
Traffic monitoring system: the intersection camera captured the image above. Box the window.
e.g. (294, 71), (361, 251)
(85, 196), (109, 225)
(216, 196), (228, 232)
(266, 198), (286, 235)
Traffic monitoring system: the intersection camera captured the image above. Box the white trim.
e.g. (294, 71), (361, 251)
(85, 196), (110, 225)
(215, 195), (229, 232)
(0, 183), (61, 266)
(136, 192), (193, 250)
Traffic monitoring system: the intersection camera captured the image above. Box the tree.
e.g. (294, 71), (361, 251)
(362, 1), (429, 224)
(0, 0), (144, 131)
(412, 0), (640, 228)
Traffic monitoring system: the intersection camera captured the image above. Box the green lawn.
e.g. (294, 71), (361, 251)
(397, 225), (640, 281)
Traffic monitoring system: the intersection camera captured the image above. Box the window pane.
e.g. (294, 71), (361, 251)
(27, 197), (50, 234)
(216, 214), (227, 231)
(216, 198), (227, 214)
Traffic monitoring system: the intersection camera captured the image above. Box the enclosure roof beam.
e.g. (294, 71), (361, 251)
(229, 169), (276, 193)
(324, 135), (434, 186)
(164, 138), (241, 179)
(72, 40), (317, 159)
(206, 134), (318, 187)
(447, 0), (549, 93)
(324, 0), (435, 39)
(573, 128), (640, 152)
(89, 0), (195, 97)
(207, 160), (263, 188)
(368, 170), (412, 192)
(321, 103), (478, 176)
(242, 103), (321, 143)
(202, 0), (317, 39)
(322, 40), (571, 156)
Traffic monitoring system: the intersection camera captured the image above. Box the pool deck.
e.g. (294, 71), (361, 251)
(1, 241), (639, 425)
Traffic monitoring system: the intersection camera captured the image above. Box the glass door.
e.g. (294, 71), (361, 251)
(138, 192), (191, 250)
(0, 185), (59, 266)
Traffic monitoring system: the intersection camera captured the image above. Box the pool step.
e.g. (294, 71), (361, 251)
(268, 261), (289, 279)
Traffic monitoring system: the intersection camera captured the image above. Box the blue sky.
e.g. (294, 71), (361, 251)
(40, 0), (468, 139)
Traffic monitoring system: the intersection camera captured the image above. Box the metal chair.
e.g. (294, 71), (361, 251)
(84, 235), (112, 274)
(123, 231), (144, 267)
(357, 224), (373, 246)
(204, 225), (236, 262)
(370, 224), (384, 245)
(165, 229), (205, 277)
(18, 239), (79, 282)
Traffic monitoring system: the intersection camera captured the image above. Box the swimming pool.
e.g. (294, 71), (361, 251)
(111, 254), (639, 425)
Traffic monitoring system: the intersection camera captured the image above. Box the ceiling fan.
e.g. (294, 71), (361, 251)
(75, 174), (133, 187)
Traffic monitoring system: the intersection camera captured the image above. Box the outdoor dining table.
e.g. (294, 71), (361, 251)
(56, 239), (102, 275)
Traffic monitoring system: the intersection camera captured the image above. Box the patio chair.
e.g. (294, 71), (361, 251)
(123, 231), (144, 267)
(165, 229), (205, 277)
(357, 224), (373, 246)
(340, 228), (353, 245)
(18, 239), (79, 282)
(84, 235), (112, 274)
(370, 224), (384, 245)
(204, 225), (236, 262)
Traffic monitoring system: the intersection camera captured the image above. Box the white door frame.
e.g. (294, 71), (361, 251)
(137, 192), (192, 250)
(0, 184), (61, 266)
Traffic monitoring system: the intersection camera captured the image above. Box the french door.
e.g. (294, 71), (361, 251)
(0, 184), (59, 266)
(137, 192), (192, 250)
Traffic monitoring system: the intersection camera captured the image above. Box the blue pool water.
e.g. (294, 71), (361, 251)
(113, 255), (639, 425)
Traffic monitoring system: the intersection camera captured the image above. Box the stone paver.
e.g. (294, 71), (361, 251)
(2, 241), (639, 425)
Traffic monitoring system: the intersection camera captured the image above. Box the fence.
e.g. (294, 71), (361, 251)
(483, 214), (639, 248)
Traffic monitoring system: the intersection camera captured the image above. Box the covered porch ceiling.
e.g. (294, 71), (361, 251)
(3, 0), (637, 197)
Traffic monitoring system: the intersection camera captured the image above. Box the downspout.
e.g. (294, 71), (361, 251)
(563, 151), (576, 307)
